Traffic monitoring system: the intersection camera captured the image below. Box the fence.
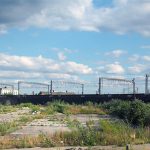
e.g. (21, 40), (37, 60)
(98, 77), (135, 94)
(0, 74), (149, 95)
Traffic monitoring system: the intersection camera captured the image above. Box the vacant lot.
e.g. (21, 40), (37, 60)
(0, 100), (150, 149)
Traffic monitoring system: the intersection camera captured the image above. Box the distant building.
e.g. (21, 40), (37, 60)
(0, 88), (18, 95)
(52, 91), (75, 95)
(38, 91), (48, 95)
(38, 91), (75, 95)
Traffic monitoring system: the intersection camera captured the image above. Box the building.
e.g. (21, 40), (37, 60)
(0, 88), (18, 95)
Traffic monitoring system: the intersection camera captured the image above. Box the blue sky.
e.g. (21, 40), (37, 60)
(0, 0), (150, 93)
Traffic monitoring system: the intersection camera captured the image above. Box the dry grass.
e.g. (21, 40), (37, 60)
(0, 102), (149, 149)
(0, 134), (55, 149)
(0, 120), (150, 149)
(66, 105), (106, 115)
(0, 121), (18, 136)
(0, 105), (17, 114)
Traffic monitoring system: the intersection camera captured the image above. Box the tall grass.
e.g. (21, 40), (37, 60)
(57, 120), (150, 146)
(44, 100), (106, 115)
(0, 104), (17, 114)
(0, 100), (149, 149)
(0, 121), (18, 136)
(1, 120), (149, 149)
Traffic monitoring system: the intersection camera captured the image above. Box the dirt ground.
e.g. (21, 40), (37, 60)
(0, 109), (150, 150)
(10, 114), (111, 137)
(4, 144), (150, 150)
(0, 107), (30, 122)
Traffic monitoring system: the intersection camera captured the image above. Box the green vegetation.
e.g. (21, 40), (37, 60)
(102, 100), (150, 127)
(0, 99), (149, 149)
(43, 100), (106, 115)
(0, 115), (45, 136)
(0, 121), (18, 136)
(0, 104), (17, 114)
(0, 116), (33, 136)
(0, 120), (149, 149)
(19, 103), (41, 112)
(57, 119), (149, 146)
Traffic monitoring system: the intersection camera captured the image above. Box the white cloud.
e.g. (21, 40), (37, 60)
(0, 53), (93, 81)
(52, 48), (77, 61)
(0, 25), (7, 35)
(57, 52), (66, 61)
(143, 56), (150, 62)
(105, 50), (126, 58)
(98, 62), (125, 74)
(129, 54), (150, 62)
(64, 48), (78, 54)
(0, 53), (60, 72)
(0, 71), (79, 81)
(105, 62), (125, 74)
(0, 0), (150, 36)
(129, 54), (140, 62)
(65, 61), (93, 74)
(128, 64), (146, 74)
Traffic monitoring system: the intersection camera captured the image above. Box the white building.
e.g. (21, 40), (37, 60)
(0, 88), (18, 95)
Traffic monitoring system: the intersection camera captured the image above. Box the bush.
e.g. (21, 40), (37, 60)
(129, 101), (150, 127)
(103, 100), (150, 127)
(49, 100), (69, 114)
(103, 100), (131, 121)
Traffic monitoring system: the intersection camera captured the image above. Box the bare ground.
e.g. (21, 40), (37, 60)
(3, 144), (150, 150)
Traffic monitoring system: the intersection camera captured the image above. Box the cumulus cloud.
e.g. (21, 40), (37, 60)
(0, 53), (92, 80)
(97, 62), (125, 74)
(105, 50), (126, 58)
(65, 61), (93, 74)
(128, 64), (146, 74)
(0, 0), (150, 35)
(129, 54), (150, 62)
(128, 63), (150, 74)
(0, 70), (79, 81)
(105, 62), (125, 74)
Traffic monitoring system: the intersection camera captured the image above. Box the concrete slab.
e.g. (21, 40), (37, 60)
(0, 108), (30, 122)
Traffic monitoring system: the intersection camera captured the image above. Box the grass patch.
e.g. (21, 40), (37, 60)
(43, 100), (106, 115)
(0, 134), (55, 149)
(0, 121), (18, 136)
(0, 120), (149, 149)
(56, 120), (150, 146)
(0, 100), (149, 149)
(0, 104), (17, 114)
(19, 103), (41, 113)
(0, 114), (44, 136)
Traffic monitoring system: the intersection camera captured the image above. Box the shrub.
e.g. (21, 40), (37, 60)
(47, 100), (69, 114)
(103, 100), (150, 127)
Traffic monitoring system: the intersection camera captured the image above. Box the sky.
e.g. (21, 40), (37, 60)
(0, 0), (150, 93)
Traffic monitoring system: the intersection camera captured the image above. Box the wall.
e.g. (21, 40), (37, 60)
(0, 94), (149, 105)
